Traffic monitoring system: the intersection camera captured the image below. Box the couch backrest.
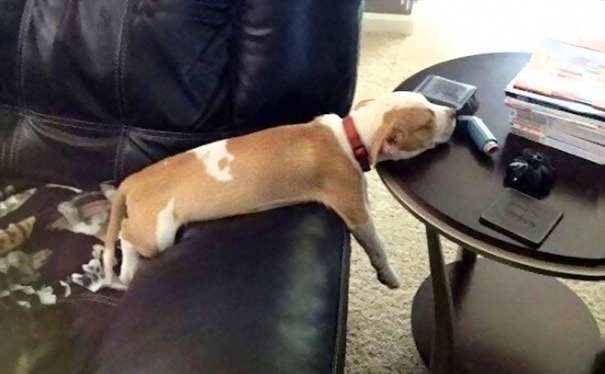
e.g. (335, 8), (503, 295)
(0, 0), (361, 184)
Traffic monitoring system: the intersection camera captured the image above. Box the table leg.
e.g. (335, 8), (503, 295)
(425, 226), (455, 374)
(456, 246), (477, 263)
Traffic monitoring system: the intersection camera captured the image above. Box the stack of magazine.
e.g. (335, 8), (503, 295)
(505, 39), (605, 165)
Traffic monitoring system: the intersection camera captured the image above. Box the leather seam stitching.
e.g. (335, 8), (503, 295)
(115, 0), (130, 122)
(16, 0), (34, 108)
(38, 118), (215, 141)
(0, 105), (220, 140)
(113, 126), (126, 182)
(8, 117), (22, 174)
(0, 113), (9, 173)
(119, 128), (128, 180)
(0, 128), (7, 173)
(34, 119), (121, 133)
(0, 103), (121, 129)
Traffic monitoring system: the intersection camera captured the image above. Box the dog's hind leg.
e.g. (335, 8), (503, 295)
(118, 236), (141, 286)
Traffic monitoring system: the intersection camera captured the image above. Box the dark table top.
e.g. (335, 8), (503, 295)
(378, 53), (605, 269)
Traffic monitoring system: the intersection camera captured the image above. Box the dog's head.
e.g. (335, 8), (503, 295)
(353, 92), (456, 164)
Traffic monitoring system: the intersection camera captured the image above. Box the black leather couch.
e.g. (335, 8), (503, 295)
(0, 1), (362, 373)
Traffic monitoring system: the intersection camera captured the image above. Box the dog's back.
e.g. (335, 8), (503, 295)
(109, 120), (358, 257)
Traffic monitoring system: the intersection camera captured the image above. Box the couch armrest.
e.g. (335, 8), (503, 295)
(86, 204), (351, 374)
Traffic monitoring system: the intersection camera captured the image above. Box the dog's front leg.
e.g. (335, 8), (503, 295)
(323, 175), (399, 288)
(351, 217), (400, 289)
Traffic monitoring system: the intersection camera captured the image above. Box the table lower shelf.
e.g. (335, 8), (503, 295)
(412, 259), (603, 374)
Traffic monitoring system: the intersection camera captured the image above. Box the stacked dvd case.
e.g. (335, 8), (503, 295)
(505, 39), (605, 165)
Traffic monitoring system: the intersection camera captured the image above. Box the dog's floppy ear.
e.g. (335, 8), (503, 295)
(370, 107), (435, 164)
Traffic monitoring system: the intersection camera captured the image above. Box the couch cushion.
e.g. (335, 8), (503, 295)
(0, 108), (216, 185)
(1, 0), (360, 133)
(232, 0), (361, 130)
(10, 0), (231, 129)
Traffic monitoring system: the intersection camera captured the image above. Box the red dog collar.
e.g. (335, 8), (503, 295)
(343, 116), (370, 172)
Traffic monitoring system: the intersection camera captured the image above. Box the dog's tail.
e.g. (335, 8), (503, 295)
(103, 185), (127, 285)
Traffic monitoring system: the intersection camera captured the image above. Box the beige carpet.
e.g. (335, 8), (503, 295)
(345, 31), (605, 374)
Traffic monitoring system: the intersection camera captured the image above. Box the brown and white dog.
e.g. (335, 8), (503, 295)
(103, 92), (456, 289)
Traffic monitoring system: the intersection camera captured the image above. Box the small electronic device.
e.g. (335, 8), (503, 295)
(414, 75), (479, 115)
(479, 188), (563, 247)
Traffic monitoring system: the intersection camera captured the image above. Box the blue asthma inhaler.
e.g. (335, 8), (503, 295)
(457, 115), (499, 155)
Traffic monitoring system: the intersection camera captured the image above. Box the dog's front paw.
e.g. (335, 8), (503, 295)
(378, 269), (400, 289)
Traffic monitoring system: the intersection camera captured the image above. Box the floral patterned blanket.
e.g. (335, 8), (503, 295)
(0, 182), (119, 311)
